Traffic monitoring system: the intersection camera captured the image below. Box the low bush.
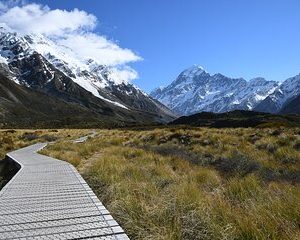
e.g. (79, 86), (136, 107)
(146, 144), (201, 165)
(212, 151), (261, 177)
(41, 134), (58, 142)
(21, 132), (38, 141)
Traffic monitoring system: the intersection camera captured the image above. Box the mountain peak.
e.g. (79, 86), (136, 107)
(181, 65), (206, 77)
(190, 64), (205, 70)
(165, 65), (209, 88)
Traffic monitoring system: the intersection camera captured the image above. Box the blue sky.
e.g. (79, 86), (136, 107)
(11, 0), (300, 92)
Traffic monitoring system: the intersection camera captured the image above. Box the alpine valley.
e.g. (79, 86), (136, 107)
(0, 25), (175, 128)
(0, 24), (299, 129)
(151, 65), (300, 116)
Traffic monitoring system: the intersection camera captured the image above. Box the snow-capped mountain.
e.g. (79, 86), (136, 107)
(0, 25), (175, 126)
(255, 74), (300, 113)
(151, 65), (279, 115)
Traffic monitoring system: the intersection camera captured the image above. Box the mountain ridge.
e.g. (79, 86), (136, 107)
(0, 26), (175, 126)
(151, 65), (299, 115)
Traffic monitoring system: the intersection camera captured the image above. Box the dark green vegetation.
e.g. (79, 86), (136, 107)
(170, 110), (300, 128)
(42, 127), (300, 240)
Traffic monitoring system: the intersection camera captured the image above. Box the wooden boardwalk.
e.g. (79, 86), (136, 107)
(0, 143), (129, 239)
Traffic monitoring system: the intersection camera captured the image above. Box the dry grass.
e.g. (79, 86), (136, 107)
(41, 127), (300, 240)
(0, 129), (92, 159)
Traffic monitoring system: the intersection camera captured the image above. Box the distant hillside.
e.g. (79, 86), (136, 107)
(169, 110), (300, 128)
(0, 72), (172, 128)
(0, 72), (111, 128)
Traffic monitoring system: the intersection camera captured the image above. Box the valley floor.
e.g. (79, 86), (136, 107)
(1, 127), (300, 239)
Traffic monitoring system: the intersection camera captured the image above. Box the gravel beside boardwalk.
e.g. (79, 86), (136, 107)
(0, 143), (129, 240)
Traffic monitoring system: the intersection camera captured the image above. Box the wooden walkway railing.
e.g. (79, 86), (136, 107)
(0, 143), (129, 239)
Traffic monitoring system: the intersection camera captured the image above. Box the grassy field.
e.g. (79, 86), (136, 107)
(1, 127), (299, 239)
(0, 129), (91, 189)
(39, 126), (300, 240)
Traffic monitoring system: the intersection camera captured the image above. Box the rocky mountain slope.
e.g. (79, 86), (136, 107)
(255, 74), (300, 114)
(279, 95), (300, 114)
(0, 26), (175, 127)
(0, 71), (100, 128)
(151, 65), (299, 115)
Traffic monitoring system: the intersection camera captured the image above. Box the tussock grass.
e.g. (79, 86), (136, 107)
(42, 127), (300, 239)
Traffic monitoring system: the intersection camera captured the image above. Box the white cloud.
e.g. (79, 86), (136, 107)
(58, 33), (141, 66)
(109, 66), (139, 84)
(0, 3), (96, 36)
(0, 1), (141, 81)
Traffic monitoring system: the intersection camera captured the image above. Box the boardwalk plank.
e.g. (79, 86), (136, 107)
(0, 143), (129, 240)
